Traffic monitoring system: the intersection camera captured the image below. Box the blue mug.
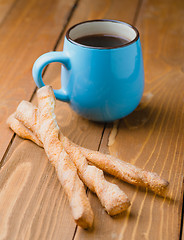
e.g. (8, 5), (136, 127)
(32, 19), (144, 122)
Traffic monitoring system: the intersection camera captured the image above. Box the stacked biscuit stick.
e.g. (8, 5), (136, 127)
(7, 86), (169, 229)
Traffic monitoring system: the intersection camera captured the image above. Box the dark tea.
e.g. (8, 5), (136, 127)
(74, 34), (129, 48)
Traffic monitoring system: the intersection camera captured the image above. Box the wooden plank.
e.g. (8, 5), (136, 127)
(182, 193), (184, 240)
(0, 0), (17, 24)
(0, 0), (76, 161)
(82, 0), (184, 239)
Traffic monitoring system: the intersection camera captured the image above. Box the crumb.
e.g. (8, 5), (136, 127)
(111, 231), (118, 239)
(136, 92), (154, 111)
(108, 120), (120, 147)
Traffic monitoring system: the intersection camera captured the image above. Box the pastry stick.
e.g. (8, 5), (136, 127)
(10, 103), (94, 229)
(78, 147), (169, 195)
(7, 90), (169, 195)
(37, 86), (130, 215)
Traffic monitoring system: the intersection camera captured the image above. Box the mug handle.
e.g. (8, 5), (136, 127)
(32, 51), (71, 102)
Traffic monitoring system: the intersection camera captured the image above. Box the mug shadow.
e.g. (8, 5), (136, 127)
(90, 103), (163, 134)
(117, 96), (181, 134)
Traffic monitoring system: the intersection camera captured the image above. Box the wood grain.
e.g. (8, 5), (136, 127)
(0, 0), (17, 24)
(0, 0), (76, 161)
(1, 0), (184, 239)
(83, 0), (184, 239)
(183, 209), (184, 240)
(0, 141), (77, 240)
(181, 193), (184, 240)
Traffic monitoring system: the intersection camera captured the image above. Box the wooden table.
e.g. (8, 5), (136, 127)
(0, 0), (184, 239)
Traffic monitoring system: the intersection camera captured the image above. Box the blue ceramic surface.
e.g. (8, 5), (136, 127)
(32, 20), (144, 122)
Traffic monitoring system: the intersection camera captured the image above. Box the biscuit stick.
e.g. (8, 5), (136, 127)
(11, 101), (94, 229)
(78, 147), (169, 195)
(7, 87), (168, 196)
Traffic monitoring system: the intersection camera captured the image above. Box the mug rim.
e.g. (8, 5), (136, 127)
(66, 19), (140, 49)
